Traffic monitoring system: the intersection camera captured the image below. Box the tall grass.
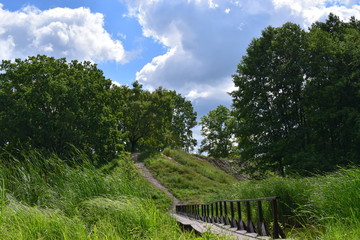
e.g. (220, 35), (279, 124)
(210, 167), (360, 239)
(0, 149), (219, 239)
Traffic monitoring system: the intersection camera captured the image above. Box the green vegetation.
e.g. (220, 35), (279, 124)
(143, 149), (236, 202)
(0, 150), (207, 239)
(208, 167), (360, 240)
(199, 14), (360, 176)
(0, 56), (197, 165)
(199, 105), (236, 158)
(1, 14), (359, 240)
(144, 149), (360, 239)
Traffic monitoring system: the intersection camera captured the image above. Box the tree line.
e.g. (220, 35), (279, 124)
(200, 14), (360, 175)
(1, 14), (359, 175)
(0, 55), (196, 165)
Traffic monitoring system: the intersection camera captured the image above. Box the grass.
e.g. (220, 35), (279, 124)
(0, 149), (229, 239)
(143, 149), (236, 202)
(144, 149), (360, 239)
(208, 167), (360, 240)
(2, 148), (358, 239)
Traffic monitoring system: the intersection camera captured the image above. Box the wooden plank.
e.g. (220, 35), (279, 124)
(172, 213), (270, 240)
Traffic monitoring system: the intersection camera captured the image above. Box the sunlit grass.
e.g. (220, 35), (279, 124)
(143, 149), (236, 202)
(210, 167), (360, 239)
(0, 149), (215, 239)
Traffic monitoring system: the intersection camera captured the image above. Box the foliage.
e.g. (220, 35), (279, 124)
(115, 82), (197, 153)
(0, 56), (197, 163)
(0, 55), (123, 164)
(231, 14), (360, 175)
(199, 105), (236, 158)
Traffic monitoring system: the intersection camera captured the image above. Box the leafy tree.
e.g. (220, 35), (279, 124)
(115, 82), (197, 152)
(166, 90), (197, 152)
(231, 14), (360, 175)
(199, 105), (235, 158)
(0, 55), (123, 164)
(231, 23), (306, 175)
(302, 14), (360, 170)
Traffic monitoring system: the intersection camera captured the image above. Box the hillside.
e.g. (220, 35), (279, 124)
(142, 149), (236, 202)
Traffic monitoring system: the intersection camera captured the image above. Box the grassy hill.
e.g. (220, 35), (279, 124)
(142, 149), (236, 202)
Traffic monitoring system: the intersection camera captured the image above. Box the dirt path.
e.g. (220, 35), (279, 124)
(132, 153), (182, 212)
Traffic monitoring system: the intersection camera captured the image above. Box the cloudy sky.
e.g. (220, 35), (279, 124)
(1, 0), (360, 147)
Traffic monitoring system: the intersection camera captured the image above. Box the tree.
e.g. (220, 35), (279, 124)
(199, 105), (235, 158)
(115, 82), (197, 152)
(231, 23), (306, 175)
(0, 55), (123, 164)
(302, 14), (360, 170)
(231, 14), (360, 175)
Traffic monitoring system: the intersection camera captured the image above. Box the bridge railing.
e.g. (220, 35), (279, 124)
(175, 196), (286, 239)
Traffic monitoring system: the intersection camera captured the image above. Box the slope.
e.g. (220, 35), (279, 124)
(142, 149), (236, 203)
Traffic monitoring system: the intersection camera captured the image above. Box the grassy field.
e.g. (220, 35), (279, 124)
(0, 150), (230, 239)
(142, 149), (236, 202)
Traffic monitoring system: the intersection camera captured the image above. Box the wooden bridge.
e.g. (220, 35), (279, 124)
(173, 197), (287, 239)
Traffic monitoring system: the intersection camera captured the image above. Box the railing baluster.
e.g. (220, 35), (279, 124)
(223, 201), (230, 225)
(206, 204), (210, 222)
(211, 203), (214, 223)
(196, 204), (200, 220)
(272, 198), (285, 239)
(230, 201), (236, 228)
(246, 201), (256, 233)
(215, 201), (219, 223)
(237, 201), (247, 230)
(219, 201), (223, 224)
(203, 204), (206, 222)
(257, 200), (269, 236)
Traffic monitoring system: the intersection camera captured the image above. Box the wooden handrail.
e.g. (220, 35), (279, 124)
(175, 196), (286, 239)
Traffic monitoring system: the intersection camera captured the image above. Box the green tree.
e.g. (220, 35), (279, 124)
(231, 14), (360, 175)
(0, 55), (123, 164)
(116, 82), (197, 152)
(302, 14), (360, 170)
(231, 23), (307, 175)
(199, 105), (235, 158)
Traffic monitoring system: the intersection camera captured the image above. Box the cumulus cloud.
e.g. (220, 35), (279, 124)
(272, 0), (360, 26)
(125, 0), (360, 110)
(125, 0), (272, 114)
(124, 0), (360, 151)
(0, 4), (126, 62)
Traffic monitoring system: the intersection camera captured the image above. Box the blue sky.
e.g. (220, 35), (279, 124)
(1, 0), (360, 147)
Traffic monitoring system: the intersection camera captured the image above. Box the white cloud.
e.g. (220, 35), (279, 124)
(125, 0), (360, 108)
(124, 0), (360, 118)
(0, 4), (126, 62)
(121, 0), (279, 132)
(123, 0), (360, 148)
(272, 0), (360, 26)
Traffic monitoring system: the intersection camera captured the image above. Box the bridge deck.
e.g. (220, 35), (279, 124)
(172, 213), (272, 240)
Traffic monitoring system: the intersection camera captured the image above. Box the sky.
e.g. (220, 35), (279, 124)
(1, 0), (360, 148)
